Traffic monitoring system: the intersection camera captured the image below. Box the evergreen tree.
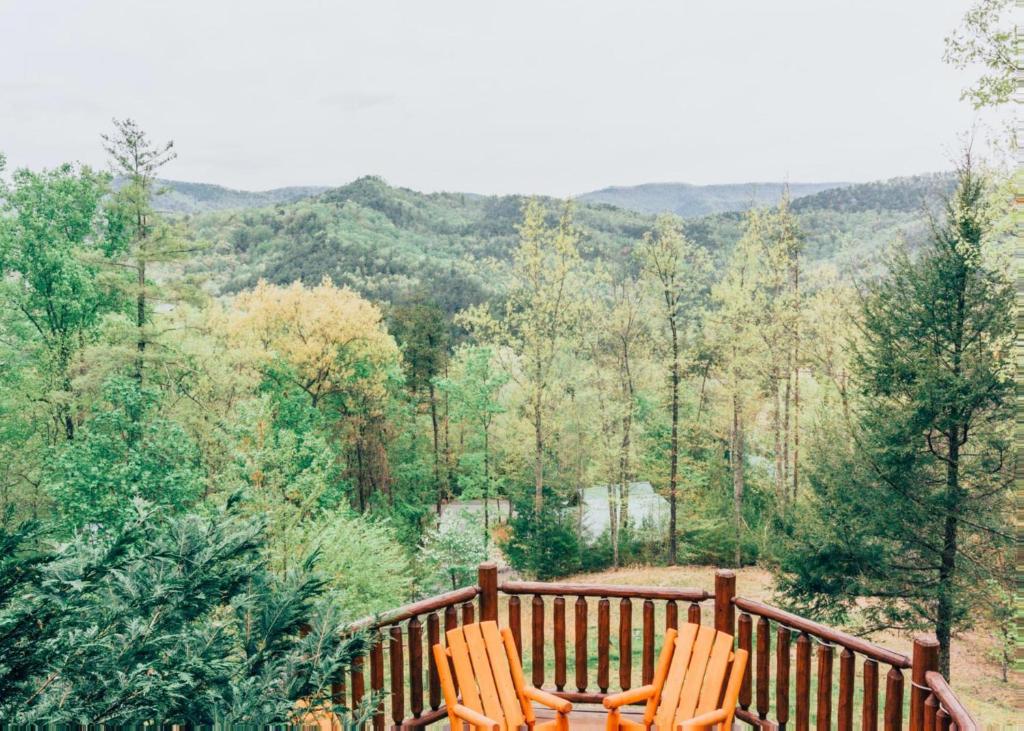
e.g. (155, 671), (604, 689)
(779, 158), (1013, 676)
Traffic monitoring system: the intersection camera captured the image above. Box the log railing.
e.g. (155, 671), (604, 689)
(342, 564), (978, 731)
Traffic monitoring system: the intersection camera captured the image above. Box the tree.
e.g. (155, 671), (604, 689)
(390, 296), (451, 509)
(779, 158), (1013, 676)
(224, 279), (404, 509)
(434, 346), (507, 546)
(0, 162), (122, 441)
(944, 0), (1016, 109)
(102, 119), (206, 387)
(460, 200), (583, 510)
(636, 214), (712, 564)
(47, 377), (204, 532)
(419, 511), (488, 591)
(0, 497), (370, 726)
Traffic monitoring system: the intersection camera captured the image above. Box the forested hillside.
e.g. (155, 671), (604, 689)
(578, 180), (845, 216)
(182, 173), (947, 313)
(130, 178), (329, 213)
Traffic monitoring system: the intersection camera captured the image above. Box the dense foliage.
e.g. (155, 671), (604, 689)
(0, 496), (368, 726)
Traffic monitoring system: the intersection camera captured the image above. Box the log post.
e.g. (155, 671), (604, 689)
(714, 569), (736, 637)
(478, 562), (498, 622)
(910, 636), (939, 731)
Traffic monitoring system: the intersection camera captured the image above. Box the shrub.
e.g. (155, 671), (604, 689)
(501, 494), (581, 580)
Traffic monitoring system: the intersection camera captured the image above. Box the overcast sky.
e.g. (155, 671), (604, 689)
(1, 0), (987, 196)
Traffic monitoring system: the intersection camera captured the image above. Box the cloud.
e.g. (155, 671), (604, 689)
(318, 91), (395, 112)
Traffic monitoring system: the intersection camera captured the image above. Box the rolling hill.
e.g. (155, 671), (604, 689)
(577, 181), (847, 217)
(180, 173), (953, 313)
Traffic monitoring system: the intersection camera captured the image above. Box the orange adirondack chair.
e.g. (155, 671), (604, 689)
(433, 620), (573, 731)
(603, 625), (748, 731)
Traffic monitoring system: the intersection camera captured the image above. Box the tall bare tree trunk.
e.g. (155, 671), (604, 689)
(731, 394), (745, 567)
(428, 381), (441, 513)
(772, 370), (784, 505)
(668, 318), (680, 564)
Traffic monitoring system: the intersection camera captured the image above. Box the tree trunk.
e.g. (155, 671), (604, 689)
(731, 394), (745, 567)
(608, 482), (619, 567)
(483, 426), (490, 549)
(936, 430), (960, 678)
(792, 364), (800, 500)
(772, 369), (784, 506)
(533, 389), (544, 512)
(428, 381), (441, 513)
(135, 258), (146, 385)
(668, 318), (680, 564)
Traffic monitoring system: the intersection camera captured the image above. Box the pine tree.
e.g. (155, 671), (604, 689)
(779, 157), (1013, 676)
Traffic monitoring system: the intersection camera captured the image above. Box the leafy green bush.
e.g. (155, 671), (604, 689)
(501, 494), (581, 580)
(0, 496), (368, 726)
(418, 511), (488, 591)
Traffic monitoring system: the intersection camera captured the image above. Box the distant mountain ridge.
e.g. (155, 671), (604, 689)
(577, 181), (848, 217)
(120, 178), (330, 213)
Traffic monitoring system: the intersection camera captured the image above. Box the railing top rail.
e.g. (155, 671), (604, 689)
(733, 596), (911, 668)
(926, 671), (978, 731)
(500, 580), (710, 602)
(347, 585), (479, 632)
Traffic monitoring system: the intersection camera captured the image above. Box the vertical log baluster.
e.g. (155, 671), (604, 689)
(776, 626), (791, 731)
(508, 595), (522, 659)
(554, 596), (566, 691)
(532, 595), (544, 687)
(427, 613), (441, 711)
(883, 667), (904, 731)
(936, 708), (951, 731)
(575, 596), (588, 692)
(738, 613), (752, 711)
(688, 602), (701, 625)
(461, 600), (474, 625)
(862, 659), (879, 731)
(370, 639), (385, 731)
(795, 632), (811, 731)
(714, 570), (736, 636)
(666, 600), (678, 630)
(837, 648), (854, 731)
(598, 598), (610, 693)
(911, 638), (939, 731)
(389, 625), (404, 728)
(642, 599), (655, 684)
(444, 605), (459, 695)
(756, 616), (771, 720)
(924, 693), (939, 731)
(351, 654), (365, 719)
(815, 643), (833, 731)
(408, 617), (423, 719)
(619, 598), (632, 691)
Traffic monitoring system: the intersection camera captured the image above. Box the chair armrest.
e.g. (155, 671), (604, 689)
(453, 703), (500, 731)
(523, 686), (572, 714)
(602, 684), (657, 709)
(678, 708), (729, 731)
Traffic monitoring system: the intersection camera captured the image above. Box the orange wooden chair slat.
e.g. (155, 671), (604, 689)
(605, 626), (748, 731)
(433, 620), (572, 731)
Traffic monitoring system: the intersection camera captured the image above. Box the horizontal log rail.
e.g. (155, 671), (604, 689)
(733, 596), (911, 668)
(925, 671), (978, 731)
(336, 564), (977, 731)
(348, 586), (479, 632)
(500, 580), (710, 602)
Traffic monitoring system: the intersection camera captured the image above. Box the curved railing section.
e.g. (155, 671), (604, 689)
(341, 563), (978, 731)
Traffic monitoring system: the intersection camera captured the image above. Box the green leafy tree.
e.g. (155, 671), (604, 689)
(0, 497), (369, 726)
(435, 346), (507, 545)
(779, 158), (1013, 676)
(460, 200), (584, 510)
(419, 511), (488, 591)
(944, 0), (1016, 109)
(0, 161), (122, 441)
(636, 214), (712, 564)
(47, 377), (203, 531)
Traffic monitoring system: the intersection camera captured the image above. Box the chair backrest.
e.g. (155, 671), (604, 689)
(433, 620), (532, 731)
(644, 624), (748, 731)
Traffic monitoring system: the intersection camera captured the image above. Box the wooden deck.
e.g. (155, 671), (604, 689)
(441, 704), (638, 730)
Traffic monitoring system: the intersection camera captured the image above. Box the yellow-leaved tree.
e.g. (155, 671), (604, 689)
(223, 278), (403, 509)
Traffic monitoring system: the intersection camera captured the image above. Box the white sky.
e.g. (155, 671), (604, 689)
(0, 0), (988, 196)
